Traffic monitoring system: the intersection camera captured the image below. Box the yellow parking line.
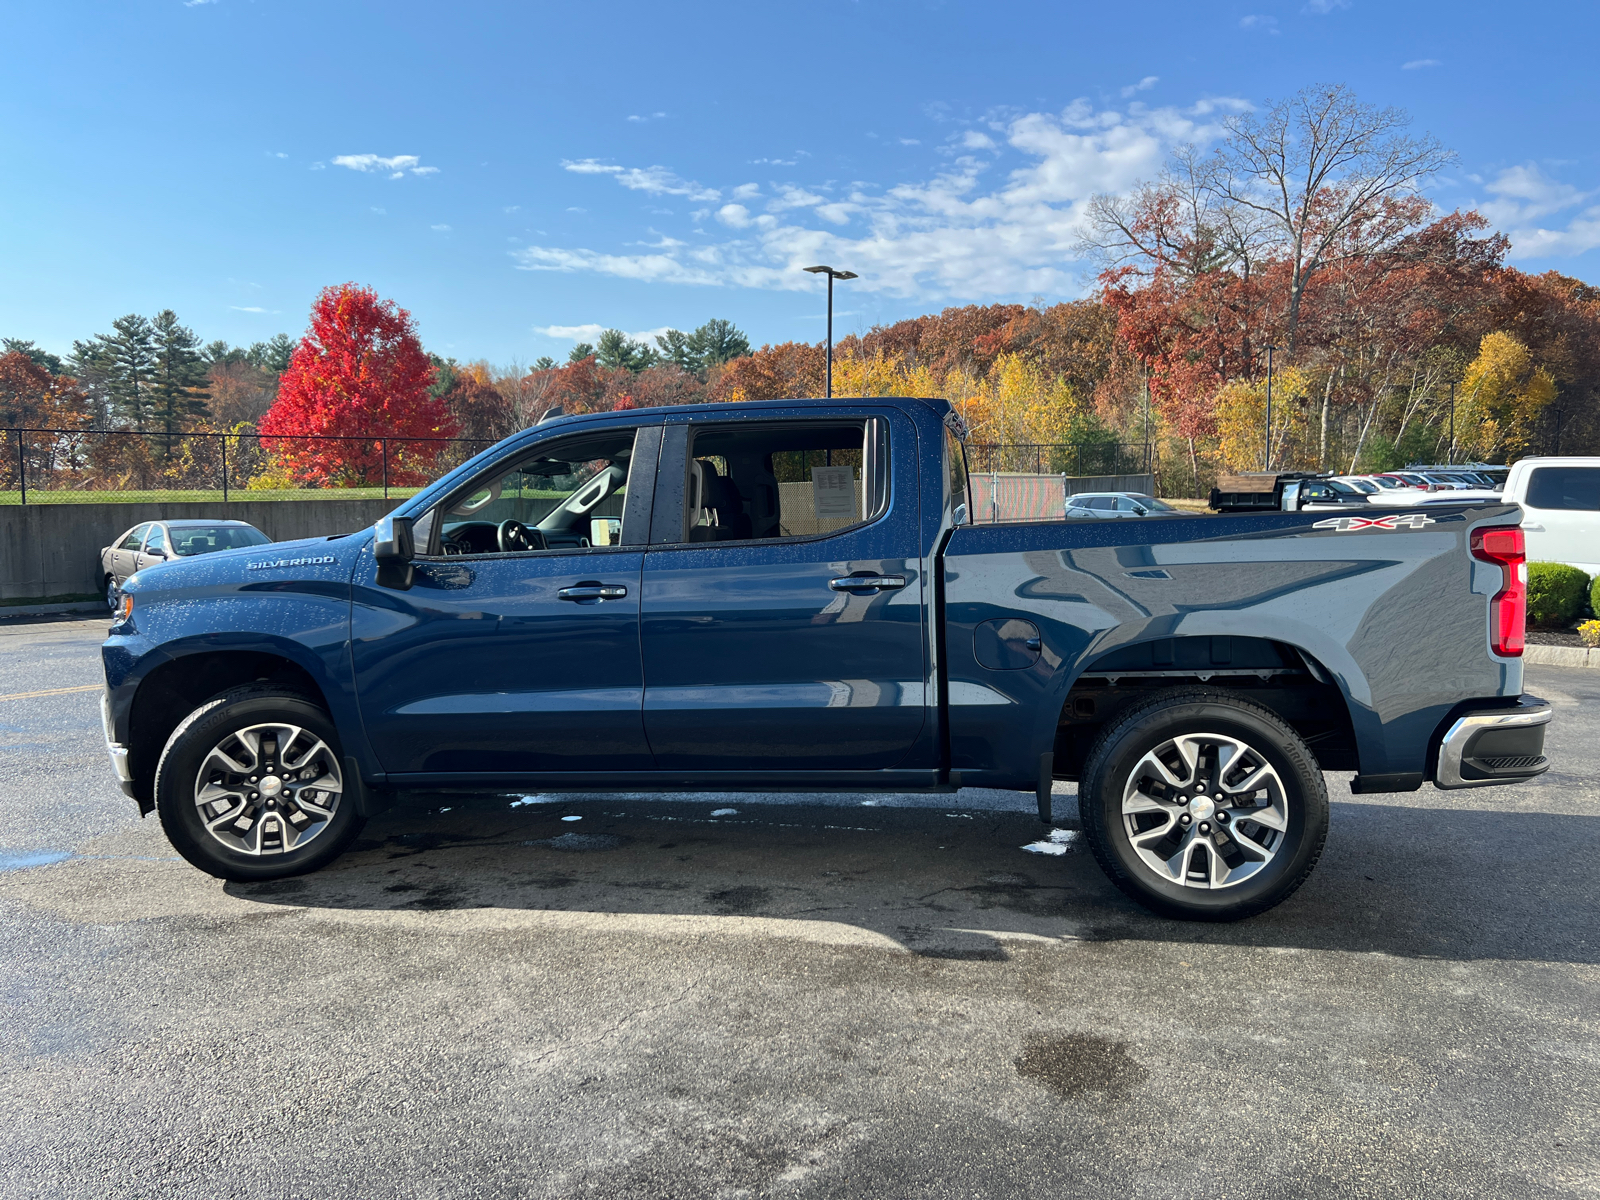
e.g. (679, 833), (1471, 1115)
(0, 684), (102, 703)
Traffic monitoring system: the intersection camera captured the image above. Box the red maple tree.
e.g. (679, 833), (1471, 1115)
(259, 284), (455, 486)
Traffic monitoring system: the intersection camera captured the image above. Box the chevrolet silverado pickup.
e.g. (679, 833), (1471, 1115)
(101, 395), (1551, 919)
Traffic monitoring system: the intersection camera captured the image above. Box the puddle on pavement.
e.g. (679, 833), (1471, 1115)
(1015, 1033), (1148, 1097)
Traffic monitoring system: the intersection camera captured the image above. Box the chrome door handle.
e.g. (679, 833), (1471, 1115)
(829, 575), (906, 592)
(557, 584), (628, 601)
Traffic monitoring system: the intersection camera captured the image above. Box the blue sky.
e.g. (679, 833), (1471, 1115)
(4, 0), (1599, 366)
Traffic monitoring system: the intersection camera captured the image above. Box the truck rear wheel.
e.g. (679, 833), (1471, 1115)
(154, 687), (365, 882)
(1078, 688), (1328, 921)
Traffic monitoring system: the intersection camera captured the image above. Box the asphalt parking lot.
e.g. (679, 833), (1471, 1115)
(1, 615), (1596, 1199)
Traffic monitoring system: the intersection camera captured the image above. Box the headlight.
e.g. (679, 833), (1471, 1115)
(113, 593), (134, 623)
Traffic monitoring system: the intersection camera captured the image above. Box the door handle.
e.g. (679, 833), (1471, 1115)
(557, 584), (628, 601)
(829, 575), (906, 592)
(1521, 523), (1544, 532)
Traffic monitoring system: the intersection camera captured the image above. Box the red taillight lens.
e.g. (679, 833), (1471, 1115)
(1471, 525), (1525, 657)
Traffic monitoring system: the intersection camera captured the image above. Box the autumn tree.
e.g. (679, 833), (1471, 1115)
(1213, 85), (1455, 354)
(258, 284), (453, 487)
(0, 351), (89, 489)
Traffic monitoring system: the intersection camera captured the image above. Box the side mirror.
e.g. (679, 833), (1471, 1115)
(373, 515), (415, 562)
(1280, 481), (1303, 512)
(373, 515), (415, 590)
(952, 502), (968, 527)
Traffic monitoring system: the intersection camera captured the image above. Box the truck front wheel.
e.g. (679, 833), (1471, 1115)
(154, 687), (366, 881)
(1078, 689), (1328, 921)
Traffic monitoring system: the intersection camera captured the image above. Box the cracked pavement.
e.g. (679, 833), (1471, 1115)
(0, 616), (1597, 1197)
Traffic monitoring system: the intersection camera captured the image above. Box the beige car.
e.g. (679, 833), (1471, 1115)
(100, 519), (271, 609)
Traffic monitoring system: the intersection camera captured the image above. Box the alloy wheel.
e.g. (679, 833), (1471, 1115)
(192, 722), (343, 856)
(1120, 732), (1289, 889)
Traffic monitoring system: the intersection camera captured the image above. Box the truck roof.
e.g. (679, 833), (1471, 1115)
(536, 393), (956, 427)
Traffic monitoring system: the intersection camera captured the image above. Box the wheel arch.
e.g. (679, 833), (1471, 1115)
(1045, 633), (1367, 780)
(124, 647), (334, 814)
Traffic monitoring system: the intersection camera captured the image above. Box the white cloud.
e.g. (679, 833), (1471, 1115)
(184, 0), (217, 7)
(626, 112), (668, 122)
(272, 151), (288, 159)
(561, 159), (719, 201)
(752, 157), (798, 166)
(960, 130), (997, 150)
(1304, 0), (1349, 10)
(515, 96), (1246, 298)
(732, 183), (761, 200)
(900, 138), (921, 146)
(1121, 76), (1160, 98)
(1477, 163), (1600, 257)
(431, 224), (452, 232)
(332, 154), (438, 179)
(1403, 58), (1441, 70)
(1240, 14), (1279, 31)
(370, 206), (386, 214)
(229, 306), (278, 313)
(534, 323), (675, 344)
(504, 205), (521, 213)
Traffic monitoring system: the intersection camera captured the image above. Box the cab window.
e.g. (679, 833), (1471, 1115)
(144, 526), (166, 555)
(428, 428), (640, 556)
(679, 419), (888, 543)
(119, 525), (149, 551)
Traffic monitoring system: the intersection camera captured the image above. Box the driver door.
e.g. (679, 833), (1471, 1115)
(350, 422), (658, 780)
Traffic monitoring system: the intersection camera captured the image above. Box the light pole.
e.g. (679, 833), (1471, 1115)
(1262, 344), (1279, 472)
(803, 265), (857, 398)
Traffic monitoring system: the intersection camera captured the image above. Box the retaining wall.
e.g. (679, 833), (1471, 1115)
(0, 498), (397, 600)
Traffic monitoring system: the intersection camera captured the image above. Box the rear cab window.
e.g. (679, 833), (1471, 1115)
(673, 419), (890, 544)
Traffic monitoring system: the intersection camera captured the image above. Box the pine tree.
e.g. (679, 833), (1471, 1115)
(149, 310), (211, 441)
(246, 333), (295, 373)
(689, 318), (749, 368)
(595, 329), (658, 372)
(71, 314), (158, 428)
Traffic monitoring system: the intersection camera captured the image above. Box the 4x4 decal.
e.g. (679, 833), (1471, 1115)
(1312, 513), (1436, 531)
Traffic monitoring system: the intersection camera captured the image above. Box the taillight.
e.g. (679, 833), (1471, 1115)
(1471, 525), (1525, 657)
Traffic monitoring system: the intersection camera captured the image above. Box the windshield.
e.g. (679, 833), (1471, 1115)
(169, 526), (271, 555)
(1325, 479), (1362, 495)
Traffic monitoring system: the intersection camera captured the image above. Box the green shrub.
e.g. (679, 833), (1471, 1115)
(1527, 562), (1591, 626)
(1592, 571), (1600, 621)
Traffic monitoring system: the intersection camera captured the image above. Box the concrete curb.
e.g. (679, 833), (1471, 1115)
(0, 601), (108, 620)
(1525, 643), (1598, 669)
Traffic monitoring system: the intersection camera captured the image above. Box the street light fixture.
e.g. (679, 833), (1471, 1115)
(803, 265), (857, 398)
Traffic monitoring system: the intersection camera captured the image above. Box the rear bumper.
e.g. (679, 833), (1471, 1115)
(100, 691), (136, 798)
(1434, 695), (1552, 789)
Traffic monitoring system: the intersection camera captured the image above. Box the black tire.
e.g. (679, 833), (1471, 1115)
(105, 575), (119, 612)
(1078, 687), (1328, 921)
(155, 686), (366, 882)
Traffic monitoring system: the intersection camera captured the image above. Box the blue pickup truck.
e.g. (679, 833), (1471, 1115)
(100, 394), (1550, 919)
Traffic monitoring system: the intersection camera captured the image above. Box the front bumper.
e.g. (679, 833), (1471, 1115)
(100, 691), (136, 798)
(1434, 695), (1552, 789)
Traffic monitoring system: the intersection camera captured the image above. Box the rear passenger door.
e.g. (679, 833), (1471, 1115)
(639, 409), (929, 773)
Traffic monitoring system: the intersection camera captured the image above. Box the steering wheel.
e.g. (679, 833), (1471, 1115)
(497, 519), (544, 553)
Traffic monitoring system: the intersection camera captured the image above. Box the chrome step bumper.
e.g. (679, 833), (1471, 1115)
(1434, 695), (1552, 789)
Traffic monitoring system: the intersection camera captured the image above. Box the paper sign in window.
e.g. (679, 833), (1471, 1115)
(811, 466), (857, 520)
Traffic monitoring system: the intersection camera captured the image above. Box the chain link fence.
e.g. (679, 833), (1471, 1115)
(1, 428), (497, 504)
(964, 442), (1151, 477)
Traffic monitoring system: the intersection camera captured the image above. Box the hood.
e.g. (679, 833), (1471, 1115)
(121, 528), (374, 597)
